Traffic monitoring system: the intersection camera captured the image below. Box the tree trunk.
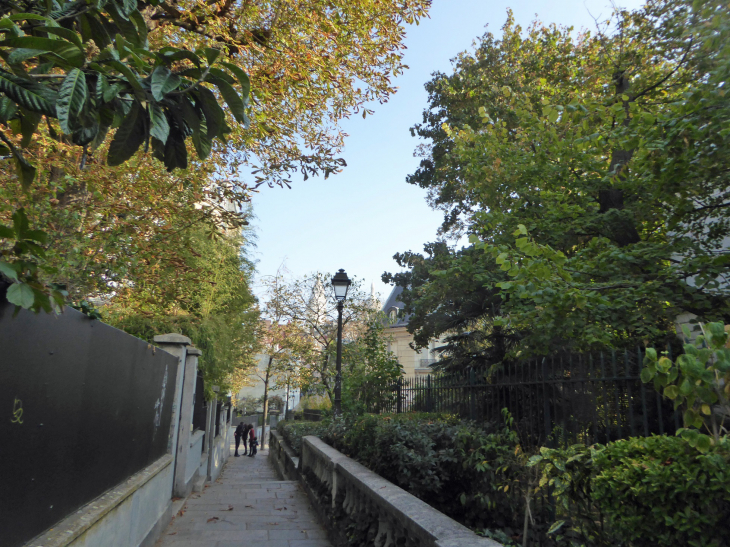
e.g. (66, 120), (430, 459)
(599, 69), (641, 247)
(284, 379), (290, 420)
(322, 352), (335, 405)
(261, 359), (272, 448)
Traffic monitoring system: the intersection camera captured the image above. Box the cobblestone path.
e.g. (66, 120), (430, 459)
(156, 448), (332, 547)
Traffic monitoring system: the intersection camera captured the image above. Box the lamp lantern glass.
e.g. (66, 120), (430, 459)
(331, 269), (351, 301)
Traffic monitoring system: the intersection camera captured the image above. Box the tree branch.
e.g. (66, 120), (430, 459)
(631, 36), (694, 101)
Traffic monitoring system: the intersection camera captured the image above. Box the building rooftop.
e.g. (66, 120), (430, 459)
(382, 285), (410, 327)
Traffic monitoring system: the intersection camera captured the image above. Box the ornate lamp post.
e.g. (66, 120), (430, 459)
(331, 269), (351, 417)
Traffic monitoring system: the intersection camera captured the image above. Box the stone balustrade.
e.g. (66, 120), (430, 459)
(269, 430), (300, 481)
(298, 435), (502, 547)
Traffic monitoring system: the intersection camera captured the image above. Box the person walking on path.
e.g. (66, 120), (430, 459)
(234, 422), (245, 457)
(248, 424), (258, 457)
(242, 423), (251, 455)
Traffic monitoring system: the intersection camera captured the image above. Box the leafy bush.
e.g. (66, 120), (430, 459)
(532, 436), (730, 546)
(281, 415), (730, 546)
(276, 421), (329, 456)
(281, 412), (536, 541)
(452, 410), (549, 536)
(644, 322), (730, 451)
(298, 394), (332, 411)
(337, 414), (462, 503)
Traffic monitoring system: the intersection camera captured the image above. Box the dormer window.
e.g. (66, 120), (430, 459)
(389, 307), (398, 321)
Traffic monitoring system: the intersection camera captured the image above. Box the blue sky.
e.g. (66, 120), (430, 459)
(249, 0), (645, 304)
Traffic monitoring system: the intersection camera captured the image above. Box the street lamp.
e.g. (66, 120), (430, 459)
(331, 269), (351, 417)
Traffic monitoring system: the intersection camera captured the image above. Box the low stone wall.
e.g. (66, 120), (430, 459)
(186, 430), (205, 485)
(269, 430), (300, 481)
(26, 455), (174, 547)
(270, 432), (501, 547)
(207, 424), (232, 482)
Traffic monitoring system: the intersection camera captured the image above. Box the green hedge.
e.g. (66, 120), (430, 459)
(278, 413), (539, 538)
(534, 435), (730, 546)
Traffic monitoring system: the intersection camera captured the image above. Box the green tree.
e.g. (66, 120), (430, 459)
(104, 225), (260, 398)
(341, 315), (403, 414)
(0, 0), (430, 185)
(396, 0), (730, 355)
(236, 395), (261, 416)
(265, 270), (378, 404)
(383, 242), (518, 372)
(1, 0), (430, 313)
(257, 270), (317, 438)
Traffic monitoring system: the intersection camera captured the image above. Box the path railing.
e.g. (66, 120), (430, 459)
(299, 436), (501, 547)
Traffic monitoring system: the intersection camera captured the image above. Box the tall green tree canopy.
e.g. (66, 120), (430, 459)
(0, 1), (428, 391)
(383, 242), (516, 371)
(1, 0), (430, 312)
(0, 0), (430, 188)
(0, 0), (252, 185)
(389, 0), (730, 358)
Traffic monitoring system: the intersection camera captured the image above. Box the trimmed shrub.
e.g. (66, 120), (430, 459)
(594, 436), (730, 546)
(282, 415), (730, 545)
(533, 435), (730, 546)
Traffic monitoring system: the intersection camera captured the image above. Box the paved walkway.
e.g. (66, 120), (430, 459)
(156, 448), (332, 547)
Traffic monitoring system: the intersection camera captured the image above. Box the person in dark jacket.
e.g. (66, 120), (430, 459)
(241, 423), (250, 455)
(234, 422), (245, 457)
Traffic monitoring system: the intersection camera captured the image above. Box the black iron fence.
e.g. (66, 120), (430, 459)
(377, 348), (678, 448)
(303, 409), (324, 422)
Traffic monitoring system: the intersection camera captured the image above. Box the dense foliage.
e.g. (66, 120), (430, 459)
(383, 242), (516, 372)
(103, 226), (260, 397)
(280, 413), (730, 547)
(276, 419), (329, 456)
(1, 1), (428, 392)
(1, 0), (429, 311)
(532, 436), (730, 546)
(0, 0), (252, 185)
(1, 0), (430, 187)
(387, 0), (730, 360)
(279, 413), (545, 542)
(340, 318), (403, 414)
(644, 321), (730, 451)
